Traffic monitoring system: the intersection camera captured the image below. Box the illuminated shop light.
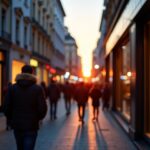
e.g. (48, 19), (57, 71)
(64, 72), (70, 79)
(120, 75), (128, 80)
(30, 59), (38, 67)
(127, 71), (132, 77)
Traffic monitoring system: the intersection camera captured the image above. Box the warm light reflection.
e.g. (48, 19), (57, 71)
(127, 71), (132, 77)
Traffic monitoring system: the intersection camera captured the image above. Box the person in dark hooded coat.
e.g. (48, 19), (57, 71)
(3, 65), (47, 150)
(47, 79), (60, 120)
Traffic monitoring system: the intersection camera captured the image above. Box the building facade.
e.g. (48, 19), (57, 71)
(97, 0), (150, 146)
(0, 0), (67, 110)
(31, 0), (55, 85)
(10, 0), (32, 84)
(65, 28), (78, 76)
(50, 0), (66, 80)
(0, 0), (11, 109)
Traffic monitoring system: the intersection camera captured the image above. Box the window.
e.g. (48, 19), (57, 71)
(38, 10), (41, 23)
(121, 42), (131, 121)
(114, 40), (131, 121)
(2, 8), (6, 33)
(32, 32), (35, 51)
(16, 19), (20, 45)
(32, 3), (35, 17)
(24, 25), (27, 48)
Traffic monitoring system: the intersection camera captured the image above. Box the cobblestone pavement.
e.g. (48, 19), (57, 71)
(0, 98), (137, 150)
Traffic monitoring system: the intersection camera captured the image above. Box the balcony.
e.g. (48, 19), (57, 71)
(1, 30), (11, 41)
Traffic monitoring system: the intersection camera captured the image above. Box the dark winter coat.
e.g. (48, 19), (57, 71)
(63, 83), (72, 100)
(3, 73), (47, 131)
(47, 83), (60, 102)
(74, 85), (88, 106)
(89, 87), (101, 107)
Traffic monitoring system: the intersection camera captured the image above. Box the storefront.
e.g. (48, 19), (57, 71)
(30, 59), (51, 85)
(144, 21), (150, 140)
(12, 60), (25, 83)
(112, 38), (131, 122)
(104, 0), (150, 142)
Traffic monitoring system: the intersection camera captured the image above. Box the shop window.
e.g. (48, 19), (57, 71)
(121, 42), (131, 121)
(144, 22), (150, 138)
(114, 48), (122, 112)
(12, 60), (25, 83)
(114, 40), (131, 121)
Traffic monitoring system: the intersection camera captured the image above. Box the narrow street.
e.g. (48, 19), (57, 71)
(0, 97), (137, 150)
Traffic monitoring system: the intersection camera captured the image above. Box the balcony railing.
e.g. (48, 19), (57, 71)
(1, 30), (11, 41)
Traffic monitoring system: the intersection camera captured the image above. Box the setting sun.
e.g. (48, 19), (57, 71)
(83, 68), (91, 77)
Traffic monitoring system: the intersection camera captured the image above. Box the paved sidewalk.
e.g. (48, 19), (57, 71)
(0, 98), (137, 150)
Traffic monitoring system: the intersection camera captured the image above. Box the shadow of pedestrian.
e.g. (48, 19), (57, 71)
(72, 124), (89, 150)
(93, 120), (108, 149)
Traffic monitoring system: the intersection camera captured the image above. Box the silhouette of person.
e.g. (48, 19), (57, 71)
(63, 81), (72, 116)
(3, 81), (12, 130)
(40, 81), (48, 99)
(74, 82), (88, 124)
(3, 65), (47, 150)
(89, 84), (102, 121)
(102, 82), (111, 111)
(47, 79), (60, 120)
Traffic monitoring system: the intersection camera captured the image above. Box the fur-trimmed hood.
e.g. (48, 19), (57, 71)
(15, 73), (37, 88)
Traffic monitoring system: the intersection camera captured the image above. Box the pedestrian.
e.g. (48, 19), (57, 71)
(40, 81), (48, 99)
(89, 84), (102, 121)
(63, 81), (72, 116)
(102, 82), (111, 111)
(3, 81), (12, 130)
(74, 82), (88, 124)
(47, 79), (60, 120)
(3, 65), (47, 150)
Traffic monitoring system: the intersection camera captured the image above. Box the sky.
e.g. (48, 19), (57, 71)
(61, 0), (104, 77)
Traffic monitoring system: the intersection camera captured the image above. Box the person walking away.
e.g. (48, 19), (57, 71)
(74, 82), (88, 124)
(40, 81), (48, 99)
(3, 65), (47, 150)
(89, 84), (101, 121)
(102, 82), (111, 111)
(63, 81), (72, 116)
(2, 82), (12, 130)
(47, 79), (60, 120)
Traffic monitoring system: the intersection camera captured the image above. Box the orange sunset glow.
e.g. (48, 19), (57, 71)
(62, 0), (104, 77)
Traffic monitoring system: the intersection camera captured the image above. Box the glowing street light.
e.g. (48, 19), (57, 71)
(94, 64), (100, 69)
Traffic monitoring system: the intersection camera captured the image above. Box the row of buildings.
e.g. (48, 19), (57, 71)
(0, 0), (82, 111)
(93, 0), (150, 148)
